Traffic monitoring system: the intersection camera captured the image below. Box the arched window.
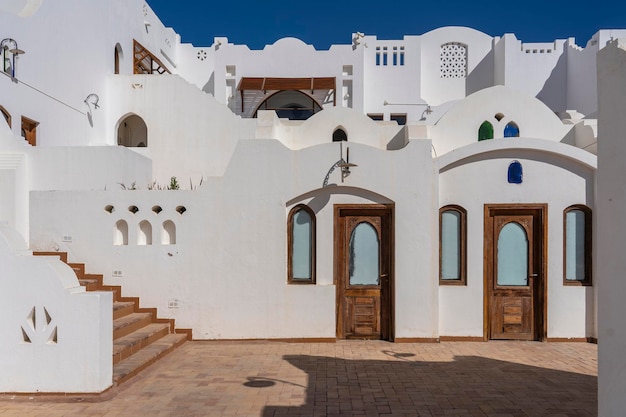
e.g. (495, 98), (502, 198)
(332, 128), (347, 142)
(439, 205), (467, 285)
(508, 161), (523, 184)
(504, 121), (520, 137)
(564, 205), (591, 285)
(138, 220), (152, 245)
(117, 114), (148, 147)
(114, 43), (123, 75)
(478, 121), (494, 141)
(114, 220), (128, 246)
(0, 105), (11, 128)
(255, 91), (322, 120)
(497, 222), (528, 286)
(162, 220), (176, 245)
(287, 205), (316, 284)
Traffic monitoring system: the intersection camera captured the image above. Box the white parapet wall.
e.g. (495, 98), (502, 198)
(0, 223), (112, 393)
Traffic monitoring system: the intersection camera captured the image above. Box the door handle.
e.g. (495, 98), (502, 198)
(529, 274), (538, 278)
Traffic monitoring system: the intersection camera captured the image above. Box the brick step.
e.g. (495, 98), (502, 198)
(79, 278), (100, 291)
(113, 333), (188, 385)
(113, 301), (136, 320)
(113, 322), (171, 364)
(113, 312), (152, 340)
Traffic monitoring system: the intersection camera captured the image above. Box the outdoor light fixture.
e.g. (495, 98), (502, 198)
(323, 142), (358, 187)
(383, 100), (433, 115)
(1, 38), (24, 78)
(84, 93), (100, 110)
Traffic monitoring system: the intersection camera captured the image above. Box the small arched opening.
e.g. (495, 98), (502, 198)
(117, 114), (148, 147)
(114, 43), (123, 75)
(504, 121), (520, 137)
(478, 121), (494, 141)
(332, 127), (348, 142)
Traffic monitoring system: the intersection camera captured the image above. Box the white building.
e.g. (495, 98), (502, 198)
(0, 0), (623, 407)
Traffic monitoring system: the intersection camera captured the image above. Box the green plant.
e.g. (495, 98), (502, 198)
(168, 176), (180, 190)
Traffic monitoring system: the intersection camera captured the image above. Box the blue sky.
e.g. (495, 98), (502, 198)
(146, 1), (626, 50)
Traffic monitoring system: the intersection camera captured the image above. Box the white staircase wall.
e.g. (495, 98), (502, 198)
(0, 224), (112, 393)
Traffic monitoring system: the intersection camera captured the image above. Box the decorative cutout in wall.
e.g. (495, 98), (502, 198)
(21, 306), (58, 344)
(440, 42), (468, 78)
(197, 50), (207, 61)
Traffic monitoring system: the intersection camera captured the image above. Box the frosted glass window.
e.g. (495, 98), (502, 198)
(290, 208), (313, 281)
(441, 211), (461, 280)
(349, 222), (380, 286)
(565, 209), (587, 281)
(497, 222), (528, 286)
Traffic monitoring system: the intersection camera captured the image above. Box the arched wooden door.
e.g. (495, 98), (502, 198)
(485, 204), (546, 341)
(335, 205), (393, 340)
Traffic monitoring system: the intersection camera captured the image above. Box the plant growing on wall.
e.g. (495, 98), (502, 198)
(168, 176), (180, 190)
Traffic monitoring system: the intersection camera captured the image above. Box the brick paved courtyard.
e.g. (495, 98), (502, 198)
(0, 340), (597, 416)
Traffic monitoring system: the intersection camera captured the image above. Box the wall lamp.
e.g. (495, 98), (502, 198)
(84, 93), (100, 110)
(323, 142), (357, 187)
(1, 38), (25, 78)
(383, 100), (433, 115)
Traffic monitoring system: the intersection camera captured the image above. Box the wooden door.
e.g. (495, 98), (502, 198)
(335, 205), (393, 340)
(485, 205), (545, 341)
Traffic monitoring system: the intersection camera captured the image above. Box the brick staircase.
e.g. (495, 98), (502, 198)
(34, 252), (190, 386)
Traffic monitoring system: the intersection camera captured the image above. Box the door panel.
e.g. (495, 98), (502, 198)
(485, 205), (545, 341)
(335, 206), (392, 340)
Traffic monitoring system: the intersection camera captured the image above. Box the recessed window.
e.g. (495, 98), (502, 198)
(367, 114), (383, 121)
(117, 114), (148, 147)
(440, 42), (468, 78)
(504, 121), (520, 137)
(508, 161), (523, 184)
(176, 205), (187, 215)
(128, 205), (139, 214)
(439, 205), (467, 285)
(152, 205), (163, 214)
(564, 205), (592, 285)
(494, 113), (505, 122)
(104, 205), (115, 214)
(390, 114), (407, 126)
(288, 205), (316, 284)
(478, 121), (494, 141)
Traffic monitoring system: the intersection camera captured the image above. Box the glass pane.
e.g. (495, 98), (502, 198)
(292, 210), (312, 279)
(504, 122), (520, 137)
(497, 222), (528, 286)
(478, 121), (494, 141)
(441, 211), (461, 280)
(349, 222), (380, 285)
(566, 210), (586, 281)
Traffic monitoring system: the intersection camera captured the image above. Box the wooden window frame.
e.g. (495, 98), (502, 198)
(439, 205), (467, 286)
(287, 204), (316, 284)
(0, 105), (11, 128)
(563, 205), (592, 286)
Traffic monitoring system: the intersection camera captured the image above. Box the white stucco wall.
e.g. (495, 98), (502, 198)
(438, 139), (596, 339)
(0, 224), (112, 393)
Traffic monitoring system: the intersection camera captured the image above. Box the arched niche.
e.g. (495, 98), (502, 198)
(138, 220), (152, 245)
(117, 114), (148, 147)
(162, 220), (176, 245)
(114, 220), (128, 246)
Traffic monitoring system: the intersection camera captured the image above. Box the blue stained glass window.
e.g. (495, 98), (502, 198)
(504, 122), (520, 137)
(508, 161), (523, 184)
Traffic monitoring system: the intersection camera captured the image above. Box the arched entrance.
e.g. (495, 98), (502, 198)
(117, 114), (147, 147)
(254, 90), (322, 120)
